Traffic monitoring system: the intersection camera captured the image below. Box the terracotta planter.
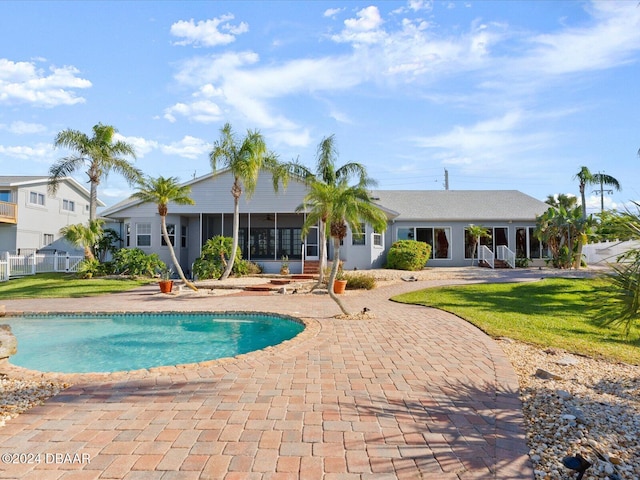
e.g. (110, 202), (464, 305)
(280, 267), (290, 275)
(159, 280), (173, 293)
(333, 279), (347, 294)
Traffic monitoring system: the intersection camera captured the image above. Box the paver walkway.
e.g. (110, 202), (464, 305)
(0, 274), (534, 479)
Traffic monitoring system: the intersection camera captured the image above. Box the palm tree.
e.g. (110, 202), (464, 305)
(535, 204), (595, 269)
(209, 123), (285, 280)
(49, 123), (142, 221)
(573, 166), (621, 219)
(545, 193), (577, 210)
(60, 219), (104, 261)
(131, 176), (197, 291)
(466, 224), (492, 266)
(299, 179), (387, 315)
(290, 134), (373, 283)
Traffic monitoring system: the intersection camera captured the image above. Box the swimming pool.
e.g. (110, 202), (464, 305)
(5, 312), (305, 373)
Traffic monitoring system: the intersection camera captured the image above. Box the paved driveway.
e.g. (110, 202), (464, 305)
(0, 275), (533, 479)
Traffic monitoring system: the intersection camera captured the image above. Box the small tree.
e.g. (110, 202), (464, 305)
(132, 176), (197, 291)
(60, 219), (104, 261)
(466, 225), (491, 266)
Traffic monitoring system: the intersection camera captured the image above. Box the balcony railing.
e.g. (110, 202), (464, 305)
(0, 201), (17, 224)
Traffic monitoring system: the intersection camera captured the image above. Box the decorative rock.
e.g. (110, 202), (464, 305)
(555, 355), (579, 366)
(0, 325), (17, 359)
(535, 368), (563, 380)
(556, 389), (572, 400)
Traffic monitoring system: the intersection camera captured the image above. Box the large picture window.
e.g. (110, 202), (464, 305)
(516, 227), (545, 259)
(396, 227), (451, 259)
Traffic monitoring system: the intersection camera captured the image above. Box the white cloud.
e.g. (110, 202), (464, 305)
(0, 59), (91, 107)
(0, 142), (53, 160)
(323, 8), (344, 18)
(504, 2), (640, 81)
(164, 100), (223, 123)
(170, 14), (249, 47)
(114, 133), (159, 158)
(331, 6), (386, 44)
(0, 121), (47, 135)
(413, 111), (553, 172)
(160, 136), (210, 159)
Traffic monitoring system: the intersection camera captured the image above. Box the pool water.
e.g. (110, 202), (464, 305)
(5, 313), (304, 373)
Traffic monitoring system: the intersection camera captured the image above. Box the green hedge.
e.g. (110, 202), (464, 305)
(386, 240), (430, 271)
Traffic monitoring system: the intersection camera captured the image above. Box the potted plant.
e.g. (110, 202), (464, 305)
(158, 266), (173, 293)
(280, 255), (290, 275)
(333, 264), (347, 294)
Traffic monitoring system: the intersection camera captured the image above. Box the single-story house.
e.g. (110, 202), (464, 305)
(0, 176), (100, 255)
(100, 169), (550, 274)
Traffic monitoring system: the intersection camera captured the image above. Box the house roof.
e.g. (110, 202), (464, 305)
(0, 175), (105, 206)
(369, 190), (548, 221)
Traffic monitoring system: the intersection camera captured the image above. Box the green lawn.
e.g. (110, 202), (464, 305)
(392, 277), (640, 365)
(0, 273), (154, 300)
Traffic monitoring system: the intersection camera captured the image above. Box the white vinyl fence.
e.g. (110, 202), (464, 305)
(582, 240), (640, 265)
(0, 252), (84, 281)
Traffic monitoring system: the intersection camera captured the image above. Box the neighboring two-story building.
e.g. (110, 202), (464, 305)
(0, 176), (101, 254)
(100, 169), (550, 274)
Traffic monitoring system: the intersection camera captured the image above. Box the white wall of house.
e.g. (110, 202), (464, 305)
(0, 180), (91, 253)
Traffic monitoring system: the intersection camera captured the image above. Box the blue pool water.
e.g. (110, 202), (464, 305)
(5, 313), (304, 373)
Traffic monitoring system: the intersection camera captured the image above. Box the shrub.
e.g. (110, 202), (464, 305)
(76, 259), (101, 279)
(113, 248), (165, 277)
(193, 236), (249, 279)
(386, 240), (430, 271)
(515, 256), (532, 268)
(343, 272), (376, 290)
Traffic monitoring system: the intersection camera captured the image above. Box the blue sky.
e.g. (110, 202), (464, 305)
(1, 0), (639, 215)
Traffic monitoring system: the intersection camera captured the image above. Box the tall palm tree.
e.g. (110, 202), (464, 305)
(209, 123), (285, 280)
(573, 166), (621, 219)
(49, 123), (142, 221)
(299, 179), (387, 315)
(131, 176), (197, 291)
(60, 219), (104, 261)
(290, 134), (373, 283)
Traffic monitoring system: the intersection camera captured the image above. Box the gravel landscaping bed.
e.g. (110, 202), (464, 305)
(499, 339), (639, 480)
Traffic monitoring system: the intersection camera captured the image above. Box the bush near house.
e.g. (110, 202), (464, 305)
(386, 240), (430, 271)
(343, 272), (376, 290)
(193, 235), (261, 279)
(113, 248), (165, 277)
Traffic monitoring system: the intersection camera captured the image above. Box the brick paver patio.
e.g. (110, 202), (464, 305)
(0, 275), (533, 479)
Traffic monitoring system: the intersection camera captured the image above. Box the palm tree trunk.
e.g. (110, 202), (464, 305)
(89, 181), (98, 222)
(161, 216), (197, 291)
(580, 182), (587, 220)
(220, 195), (240, 280)
(317, 220), (327, 284)
(328, 237), (349, 316)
